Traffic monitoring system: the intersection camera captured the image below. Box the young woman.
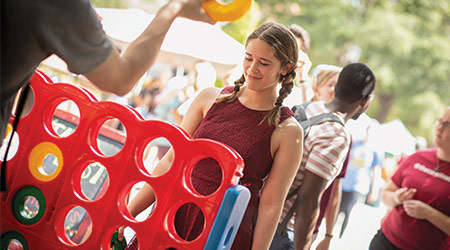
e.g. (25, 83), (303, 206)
(310, 64), (342, 102)
(369, 106), (450, 250)
(121, 22), (304, 250)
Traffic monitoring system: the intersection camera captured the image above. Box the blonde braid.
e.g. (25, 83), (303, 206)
(216, 74), (245, 103)
(264, 70), (296, 126)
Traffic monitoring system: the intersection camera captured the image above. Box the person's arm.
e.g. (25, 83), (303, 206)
(117, 87), (218, 241)
(294, 169), (328, 250)
(118, 148), (174, 241)
(366, 165), (382, 204)
(84, 0), (214, 96)
(381, 180), (416, 208)
(315, 179), (342, 250)
(403, 199), (450, 236)
(251, 118), (303, 250)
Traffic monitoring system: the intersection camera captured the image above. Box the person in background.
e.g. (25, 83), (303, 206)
(287, 24), (313, 105)
(274, 63), (376, 250)
(369, 106), (450, 250)
(304, 64), (347, 250)
(1, 0), (214, 142)
(337, 121), (383, 238)
(310, 65), (342, 102)
(120, 22), (304, 250)
(288, 24), (311, 53)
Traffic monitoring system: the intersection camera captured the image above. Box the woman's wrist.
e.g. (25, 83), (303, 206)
(324, 233), (333, 238)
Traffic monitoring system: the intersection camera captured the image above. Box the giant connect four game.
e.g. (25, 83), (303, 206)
(0, 70), (250, 250)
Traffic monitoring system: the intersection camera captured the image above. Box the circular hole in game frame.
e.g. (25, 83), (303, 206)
(0, 124), (19, 160)
(19, 196), (41, 220)
(96, 118), (126, 157)
(110, 226), (137, 249)
(51, 100), (80, 138)
(8, 239), (25, 250)
(142, 137), (173, 176)
(174, 202), (205, 242)
(125, 181), (157, 222)
(191, 158), (223, 196)
(63, 206), (92, 245)
(12, 186), (46, 225)
(37, 153), (59, 176)
(11, 85), (35, 118)
(0, 232), (29, 250)
(80, 162), (110, 201)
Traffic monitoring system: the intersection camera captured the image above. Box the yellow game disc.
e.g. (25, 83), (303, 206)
(202, 0), (253, 22)
(29, 142), (63, 182)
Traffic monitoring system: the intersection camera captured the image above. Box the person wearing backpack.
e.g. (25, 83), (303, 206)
(271, 62), (376, 250)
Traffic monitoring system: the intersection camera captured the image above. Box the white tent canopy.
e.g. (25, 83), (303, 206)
(41, 8), (245, 79)
(96, 8), (244, 78)
(370, 119), (417, 156)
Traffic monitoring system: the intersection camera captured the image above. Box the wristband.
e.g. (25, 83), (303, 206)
(324, 233), (333, 238)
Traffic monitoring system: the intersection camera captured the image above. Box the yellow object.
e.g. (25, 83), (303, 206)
(202, 0), (253, 22)
(4, 124), (12, 139)
(29, 142), (63, 182)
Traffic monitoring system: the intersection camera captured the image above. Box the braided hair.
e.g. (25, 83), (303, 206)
(216, 22), (299, 126)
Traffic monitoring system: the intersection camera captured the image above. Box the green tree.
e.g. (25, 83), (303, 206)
(91, 0), (128, 8)
(253, 0), (450, 143)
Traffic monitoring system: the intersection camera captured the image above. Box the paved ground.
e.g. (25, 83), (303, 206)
(124, 185), (389, 249)
(311, 201), (388, 250)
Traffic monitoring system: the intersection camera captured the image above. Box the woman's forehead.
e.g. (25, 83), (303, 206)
(246, 38), (277, 59)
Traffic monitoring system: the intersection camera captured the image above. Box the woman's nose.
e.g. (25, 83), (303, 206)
(249, 62), (259, 73)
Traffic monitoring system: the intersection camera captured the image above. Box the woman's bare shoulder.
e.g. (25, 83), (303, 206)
(277, 117), (303, 140)
(197, 87), (222, 101)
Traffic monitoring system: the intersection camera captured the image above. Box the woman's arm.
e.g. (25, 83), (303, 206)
(403, 199), (450, 236)
(118, 87), (219, 240)
(252, 118), (303, 250)
(381, 180), (416, 208)
(127, 87), (218, 214)
(315, 179), (342, 250)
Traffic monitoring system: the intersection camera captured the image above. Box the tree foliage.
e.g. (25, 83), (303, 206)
(92, 0), (448, 143)
(91, 0), (128, 8)
(243, 0), (450, 142)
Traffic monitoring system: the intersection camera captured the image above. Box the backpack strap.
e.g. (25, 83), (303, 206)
(276, 184), (301, 235)
(291, 102), (311, 122)
(292, 102), (344, 139)
(309, 113), (344, 127)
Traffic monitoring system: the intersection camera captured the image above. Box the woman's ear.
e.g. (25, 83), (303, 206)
(280, 63), (293, 79)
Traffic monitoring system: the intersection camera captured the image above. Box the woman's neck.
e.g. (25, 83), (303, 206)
(239, 86), (277, 110)
(437, 147), (450, 162)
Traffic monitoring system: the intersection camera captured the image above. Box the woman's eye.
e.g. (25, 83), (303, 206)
(245, 57), (252, 61)
(261, 63), (269, 66)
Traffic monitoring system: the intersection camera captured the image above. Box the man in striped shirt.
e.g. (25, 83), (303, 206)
(276, 63), (376, 250)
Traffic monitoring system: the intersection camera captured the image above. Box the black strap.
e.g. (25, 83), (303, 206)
(1, 84), (30, 192)
(276, 186), (300, 235)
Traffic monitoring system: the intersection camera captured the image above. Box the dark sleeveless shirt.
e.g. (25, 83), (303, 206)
(175, 86), (294, 249)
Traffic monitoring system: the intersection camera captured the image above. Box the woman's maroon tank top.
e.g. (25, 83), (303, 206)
(176, 86), (294, 249)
